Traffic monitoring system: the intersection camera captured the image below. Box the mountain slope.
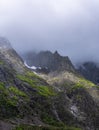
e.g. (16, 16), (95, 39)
(39, 69), (99, 128)
(0, 37), (82, 130)
(0, 37), (99, 130)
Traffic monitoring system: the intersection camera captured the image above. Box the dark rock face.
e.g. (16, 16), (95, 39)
(78, 62), (99, 84)
(54, 88), (99, 130)
(23, 51), (75, 72)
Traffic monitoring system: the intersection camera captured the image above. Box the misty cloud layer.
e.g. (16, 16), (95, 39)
(0, 0), (99, 63)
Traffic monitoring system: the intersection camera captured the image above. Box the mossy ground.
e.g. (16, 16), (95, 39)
(17, 71), (56, 97)
(8, 86), (27, 97)
(78, 78), (95, 87)
(0, 61), (4, 65)
(0, 82), (18, 117)
(13, 124), (81, 130)
(0, 82), (29, 118)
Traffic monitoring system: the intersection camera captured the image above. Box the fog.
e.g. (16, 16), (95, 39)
(0, 0), (99, 63)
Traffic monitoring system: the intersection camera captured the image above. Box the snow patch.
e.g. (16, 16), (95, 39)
(38, 67), (41, 69)
(31, 66), (37, 70)
(24, 61), (30, 68)
(24, 61), (37, 70)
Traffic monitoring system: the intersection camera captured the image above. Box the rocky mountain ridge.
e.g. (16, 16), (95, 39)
(23, 50), (75, 73)
(0, 37), (25, 73)
(24, 49), (99, 86)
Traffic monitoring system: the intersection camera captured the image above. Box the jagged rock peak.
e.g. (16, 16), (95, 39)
(23, 50), (75, 72)
(0, 37), (12, 49)
(54, 50), (60, 56)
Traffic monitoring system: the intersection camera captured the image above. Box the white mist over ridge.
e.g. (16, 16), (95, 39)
(0, 0), (99, 63)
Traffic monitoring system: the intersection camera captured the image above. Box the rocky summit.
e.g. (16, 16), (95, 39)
(0, 37), (99, 130)
(23, 50), (75, 73)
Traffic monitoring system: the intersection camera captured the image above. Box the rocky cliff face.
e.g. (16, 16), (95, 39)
(0, 37), (99, 130)
(0, 37), (25, 73)
(77, 61), (99, 84)
(23, 50), (75, 73)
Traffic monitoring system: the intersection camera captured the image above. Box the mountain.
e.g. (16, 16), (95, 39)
(23, 50), (75, 73)
(77, 61), (99, 84)
(23, 49), (99, 130)
(0, 37), (99, 130)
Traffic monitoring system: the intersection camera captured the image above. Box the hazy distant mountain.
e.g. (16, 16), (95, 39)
(78, 61), (99, 84)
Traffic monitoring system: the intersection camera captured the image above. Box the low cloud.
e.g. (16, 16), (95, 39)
(0, 0), (99, 63)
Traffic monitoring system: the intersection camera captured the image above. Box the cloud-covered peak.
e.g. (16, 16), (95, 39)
(0, 0), (99, 63)
(0, 37), (11, 48)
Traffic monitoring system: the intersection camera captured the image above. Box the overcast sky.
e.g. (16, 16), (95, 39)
(0, 0), (99, 63)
